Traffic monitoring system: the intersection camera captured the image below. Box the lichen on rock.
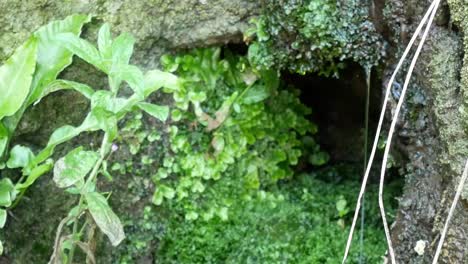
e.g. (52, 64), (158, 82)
(246, 0), (384, 76)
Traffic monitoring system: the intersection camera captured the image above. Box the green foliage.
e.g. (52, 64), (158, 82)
(0, 37), (37, 120)
(246, 0), (384, 76)
(85, 192), (125, 246)
(53, 147), (99, 188)
(156, 169), (399, 263)
(40, 22), (178, 263)
(0, 14), (91, 252)
(0, 17), (179, 262)
(150, 48), (324, 221)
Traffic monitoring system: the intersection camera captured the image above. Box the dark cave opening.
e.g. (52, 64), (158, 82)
(282, 62), (382, 166)
(223, 43), (402, 184)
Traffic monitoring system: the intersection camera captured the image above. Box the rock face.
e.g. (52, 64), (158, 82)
(1, 0), (468, 263)
(0, 0), (259, 64)
(375, 0), (468, 262)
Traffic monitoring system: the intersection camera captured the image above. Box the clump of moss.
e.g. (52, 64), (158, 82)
(447, 1), (468, 97)
(156, 167), (400, 263)
(246, 0), (384, 76)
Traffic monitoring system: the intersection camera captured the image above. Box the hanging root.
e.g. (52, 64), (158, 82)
(431, 159), (468, 263)
(341, 1), (440, 263)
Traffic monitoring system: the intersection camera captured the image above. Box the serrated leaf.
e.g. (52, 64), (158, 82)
(137, 102), (169, 122)
(53, 147), (98, 188)
(55, 33), (105, 72)
(143, 70), (180, 97)
(6, 145), (34, 169)
(0, 209), (6, 228)
(0, 37), (37, 119)
(28, 14), (91, 105)
(85, 192), (125, 246)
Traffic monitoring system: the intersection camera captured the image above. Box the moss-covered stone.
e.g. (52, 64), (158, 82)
(246, 0), (384, 76)
(0, 0), (259, 64)
(447, 0), (468, 199)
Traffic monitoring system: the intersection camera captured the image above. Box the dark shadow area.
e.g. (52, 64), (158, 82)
(283, 62), (382, 165)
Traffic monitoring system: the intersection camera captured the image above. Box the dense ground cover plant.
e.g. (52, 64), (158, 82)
(156, 166), (400, 263)
(148, 48), (328, 221)
(245, 0), (384, 76)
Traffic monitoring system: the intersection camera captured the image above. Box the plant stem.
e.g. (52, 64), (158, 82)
(359, 66), (371, 264)
(67, 133), (109, 264)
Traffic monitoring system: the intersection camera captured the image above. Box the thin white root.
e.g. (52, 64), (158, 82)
(378, 1), (441, 263)
(341, 1), (438, 262)
(432, 159), (468, 264)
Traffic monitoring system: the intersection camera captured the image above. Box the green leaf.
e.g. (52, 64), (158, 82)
(0, 122), (8, 159)
(85, 192), (125, 246)
(32, 125), (80, 167)
(15, 160), (53, 190)
(185, 211), (199, 221)
(49, 125), (79, 147)
(98, 23), (112, 60)
(27, 14), (91, 105)
(53, 147), (99, 188)
(152, 189), (164, 205)
(0, 37), (37, 119)
(309, 151), (330, 166)
(88, 108), (118, 140)
(137, 102), (169, 122)
(35, 80), (94, 102)
(152, 185), (175, 205)
(111, 33), (135, 66)
(110, 64), (144, 95)
(90, 90), (127, 114)
(0, 178), (15, 207)
(242, 84), (270, 104)
(6, 145), (34, 169)
(143, 70), (180, 96)
(216, 207), (229, 221)
(0, 209), (6, 228)
(106, 33), (136, 94)
(55, 33), (105, 72)
(336, 196), (349, 217)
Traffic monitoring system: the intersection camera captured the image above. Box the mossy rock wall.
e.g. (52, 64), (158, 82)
(2, 0), (468, 263)
(376, 0), (468, 262)
(0, 1), (259, 263)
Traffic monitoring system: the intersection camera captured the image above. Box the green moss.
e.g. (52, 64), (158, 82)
(156, 167), (401, 263)
(447, 0), (468, 199)
(246, 0), (384, 76)
(151, 48), (324, 220)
